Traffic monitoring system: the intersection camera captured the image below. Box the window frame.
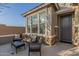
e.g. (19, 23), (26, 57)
(31, 14), (38, 33)
(26, 10), (46, 35)
(27, 16), (31, 34)
(39, 11), (46, 34)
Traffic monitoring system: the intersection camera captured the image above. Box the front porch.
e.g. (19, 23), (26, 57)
(1, 42), (79, 56)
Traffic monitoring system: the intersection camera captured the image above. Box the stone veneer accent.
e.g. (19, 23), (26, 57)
(72, 6), (79, 46)
(23, 3), (79, 46)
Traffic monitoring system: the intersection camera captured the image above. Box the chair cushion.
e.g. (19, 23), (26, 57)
(12, 41), (25, 48)
(13, 38), (22, 41)
(29, 43), (41, 52)
(31, 36), (37, 43)
(29, 43), (40, 49)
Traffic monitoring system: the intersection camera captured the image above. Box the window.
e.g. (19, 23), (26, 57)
(39, 11), (45, 34)
(31, 14), (38, 33)
(27, 17), (31, 33)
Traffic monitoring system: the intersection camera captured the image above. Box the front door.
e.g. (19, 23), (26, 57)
(60, 14), (72, 43)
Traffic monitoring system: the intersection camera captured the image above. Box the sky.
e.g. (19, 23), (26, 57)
(0, 3), (40, 27)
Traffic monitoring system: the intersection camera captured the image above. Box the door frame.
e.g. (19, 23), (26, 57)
(58, 14), (72, 44)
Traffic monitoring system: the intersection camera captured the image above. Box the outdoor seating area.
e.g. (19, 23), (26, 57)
(0, 33), (79, 56)
(10, 34), (43, 55)
(1, 39), (79, 56)
(0, 3), (79, 56)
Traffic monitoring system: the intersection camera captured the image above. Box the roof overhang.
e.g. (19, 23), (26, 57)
(22, 3), (60, 17)
(56, 8), (75, 15)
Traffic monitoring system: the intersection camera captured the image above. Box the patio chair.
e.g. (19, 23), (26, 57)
(11, 41), (25, 53)
(28, 36), (42, 56)
(11, 34), (25, 54)
(12, 34), (23, 41)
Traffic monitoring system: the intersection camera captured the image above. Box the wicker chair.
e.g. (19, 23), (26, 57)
(28, 36), (42, 56)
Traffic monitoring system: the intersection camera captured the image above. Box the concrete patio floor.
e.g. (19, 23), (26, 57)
(0, 42), (79, 56)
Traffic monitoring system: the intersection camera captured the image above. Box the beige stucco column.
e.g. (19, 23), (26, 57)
(45, 8), (48, 36)
(25, 17), (27, 34)
(37, 13), (40, 34)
